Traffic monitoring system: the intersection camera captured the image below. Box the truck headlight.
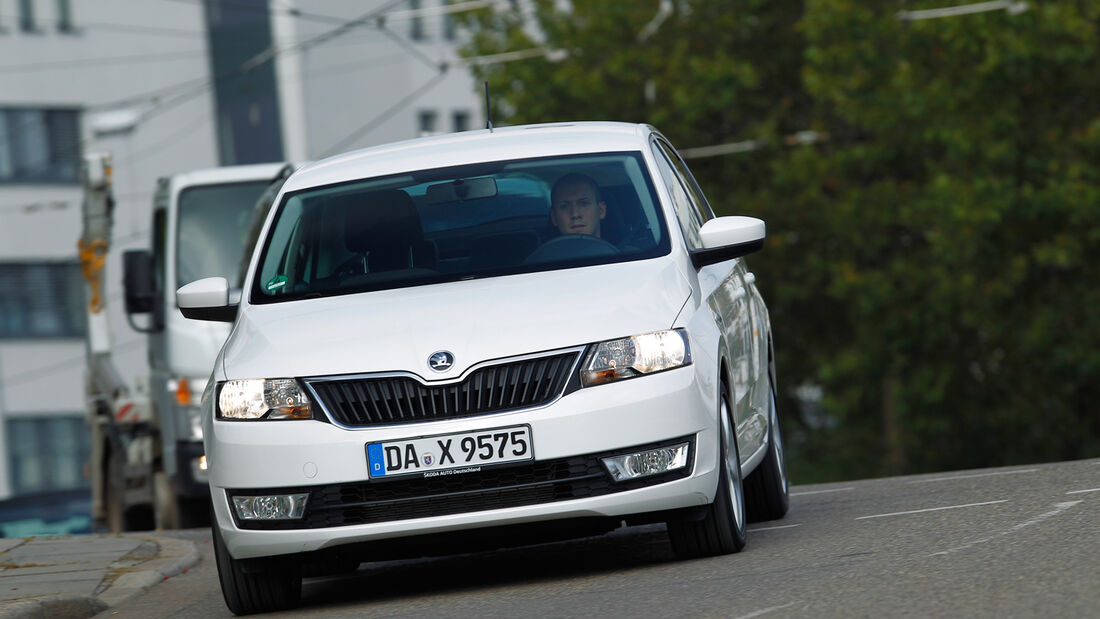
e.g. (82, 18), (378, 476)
(217, 378), (313, 420)
(580, 328), (692, 387)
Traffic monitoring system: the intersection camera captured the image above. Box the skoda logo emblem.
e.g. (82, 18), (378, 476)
(428, 351), (454, 372)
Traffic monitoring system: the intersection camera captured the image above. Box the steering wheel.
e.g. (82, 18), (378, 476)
(524, 234), (621, 264)
(332, 254), (366, 280)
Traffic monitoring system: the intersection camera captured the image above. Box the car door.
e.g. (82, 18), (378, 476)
(651, 138), (764, 462)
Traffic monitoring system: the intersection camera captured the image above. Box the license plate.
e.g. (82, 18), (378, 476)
(366, 425), (533, 480)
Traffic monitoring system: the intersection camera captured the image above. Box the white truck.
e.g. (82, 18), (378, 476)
(80, 153), (293, 531)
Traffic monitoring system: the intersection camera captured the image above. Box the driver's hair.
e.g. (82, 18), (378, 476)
(550, 173), (603, 205)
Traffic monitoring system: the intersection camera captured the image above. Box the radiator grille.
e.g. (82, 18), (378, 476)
(306, 351), (579, 427)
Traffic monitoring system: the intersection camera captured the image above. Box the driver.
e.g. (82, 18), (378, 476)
(549, 173), (606, 238)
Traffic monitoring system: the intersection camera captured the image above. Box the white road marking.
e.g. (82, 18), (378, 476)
(1066, 488), (1100, 495)
(856, 500), (1008, 520)
(734, 601), (802, 619)
(748, 523), (803, 532)
(930, 501), (1082, 557)
(909, 468), (1038, 484)
(791, 487), (854, 496)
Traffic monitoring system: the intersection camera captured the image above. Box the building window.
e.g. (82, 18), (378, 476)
(0, 263), (86, 339)
(0, 108), (81, 183)
(18, 0), (36, 32)
(409, 0), (425, 41)
(7, 416), (91, 494)
(443, 1), (456, 41)
(452, 110), (470, 132)
(56, 0), (73, 32)
(418, 110), (438, 136)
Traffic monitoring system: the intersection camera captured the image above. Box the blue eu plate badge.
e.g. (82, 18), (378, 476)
(367, 443), (386, 478)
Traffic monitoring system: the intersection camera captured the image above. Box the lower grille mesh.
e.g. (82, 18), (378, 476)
(230, 437), (694, 530)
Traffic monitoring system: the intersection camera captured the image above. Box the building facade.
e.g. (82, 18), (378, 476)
(0, 0), (481, 505)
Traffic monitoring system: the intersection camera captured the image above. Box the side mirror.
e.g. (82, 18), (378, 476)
(177, 277), (237, 322)
(690, 216), (766, 269)
(123, 250), (156, 314)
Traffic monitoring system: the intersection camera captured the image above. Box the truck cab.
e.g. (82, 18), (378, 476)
(121, 162), (293, 528)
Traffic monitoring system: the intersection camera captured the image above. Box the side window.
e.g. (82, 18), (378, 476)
(651, 142), (703, 249)
(655, 139), (714, 222)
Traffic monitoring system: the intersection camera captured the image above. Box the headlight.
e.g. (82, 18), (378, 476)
(580, 328), (692, 387)
(217, 378), (313, 420)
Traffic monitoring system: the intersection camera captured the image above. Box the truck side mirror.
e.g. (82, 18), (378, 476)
(123, 250), (156, 314)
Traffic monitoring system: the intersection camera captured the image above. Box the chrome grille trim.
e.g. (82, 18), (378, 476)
(302, 346), (584, 428)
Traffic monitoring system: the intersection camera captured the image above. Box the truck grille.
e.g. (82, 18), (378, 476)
(229, 437), (694, 530)
(305, 350), (580, 427)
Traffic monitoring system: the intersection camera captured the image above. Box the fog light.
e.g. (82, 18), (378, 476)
(601, 443), (690, 482)
(191, 455), (209, 483)
(232, 494), (309, 520)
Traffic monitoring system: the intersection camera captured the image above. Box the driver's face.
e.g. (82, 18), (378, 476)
(550, 182), (606, 237)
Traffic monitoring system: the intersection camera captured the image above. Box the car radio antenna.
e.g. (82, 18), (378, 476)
(484, 81), (494, 132)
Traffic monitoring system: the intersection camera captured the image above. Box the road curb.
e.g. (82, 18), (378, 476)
(0, 535), (200, 619)
(0, 596), (107, 619)
(97, 536), (200, 607)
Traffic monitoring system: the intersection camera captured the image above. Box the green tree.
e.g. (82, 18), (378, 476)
(458, 1), (1100, 482)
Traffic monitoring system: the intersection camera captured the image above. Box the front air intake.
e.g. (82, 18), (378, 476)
(305, 350), (580, 427)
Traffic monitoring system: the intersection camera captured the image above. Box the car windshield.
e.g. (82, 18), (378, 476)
(177, 180), (273, 288)
(251, 152), (670, 303)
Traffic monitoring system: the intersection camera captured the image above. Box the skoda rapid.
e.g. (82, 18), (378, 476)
(179, 122), (789, 614)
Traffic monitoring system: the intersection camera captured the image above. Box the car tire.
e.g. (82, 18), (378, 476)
(667, 381), (748, 559)
(744, 381), (790, 523)
(213, 521), (301, 615)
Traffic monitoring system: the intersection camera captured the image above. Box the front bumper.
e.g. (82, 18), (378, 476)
(209, 365), (720, 559)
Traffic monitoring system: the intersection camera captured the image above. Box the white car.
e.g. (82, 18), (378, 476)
(179, 122), (789, 614)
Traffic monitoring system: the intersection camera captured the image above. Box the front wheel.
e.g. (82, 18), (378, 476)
(744, 382), (790, 523)
(213, 522), (301, 615)
(667, 382), (747, 559)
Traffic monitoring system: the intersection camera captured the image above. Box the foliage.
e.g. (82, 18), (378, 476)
(457, 1), (1100, 482)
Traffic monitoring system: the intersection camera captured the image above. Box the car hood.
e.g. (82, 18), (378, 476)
(221, 258), (691, 381)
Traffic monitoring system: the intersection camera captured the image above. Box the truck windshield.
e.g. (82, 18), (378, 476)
(251, 152), (671, 303)
(177, 180), (272, 288)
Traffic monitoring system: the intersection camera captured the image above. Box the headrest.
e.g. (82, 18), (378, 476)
(344, 189), (422, 254)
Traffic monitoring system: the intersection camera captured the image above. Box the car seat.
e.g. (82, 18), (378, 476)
(344, 189), (437, 272)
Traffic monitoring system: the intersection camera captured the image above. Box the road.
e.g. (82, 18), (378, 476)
(96, 458), (1099, 618)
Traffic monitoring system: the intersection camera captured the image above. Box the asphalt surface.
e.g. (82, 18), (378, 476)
(2, 457), (1097, 618)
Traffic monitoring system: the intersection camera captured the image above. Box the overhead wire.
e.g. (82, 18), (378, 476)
(0, 14), (205, 37)
(0, 0), (406, 191)
(321, 70), (451, 157)
(1, 0), (503, 213)
(158, 0), (350, 26)
(0, 50), (205, 75)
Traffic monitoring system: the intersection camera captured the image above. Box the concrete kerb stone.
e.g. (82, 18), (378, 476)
(96, 536), (200, 607)
(0, 534), (200, 619)
(0, 596), (108, 619)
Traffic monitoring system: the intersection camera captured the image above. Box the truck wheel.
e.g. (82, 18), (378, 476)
(154, 472), (209, 530)
(105, 448), (126, 533)
(177, 498), (210, 529)
(154, 471), (180, 530)
(667, 381), (747, 559)
(213, 523), (301, 615)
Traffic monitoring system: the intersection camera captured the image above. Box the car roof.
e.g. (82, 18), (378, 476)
(285, 122), (658, 193)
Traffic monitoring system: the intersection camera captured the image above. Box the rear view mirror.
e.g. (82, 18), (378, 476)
(424, 177), (498, 204)
(690, 216), (766, 268)
(177, 277), (237, 323)
(123, 250), (156, 314)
